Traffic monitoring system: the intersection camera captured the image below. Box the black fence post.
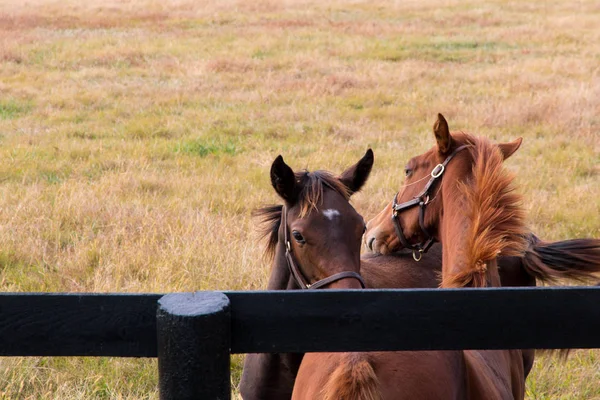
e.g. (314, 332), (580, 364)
(157, 292), (231, 400)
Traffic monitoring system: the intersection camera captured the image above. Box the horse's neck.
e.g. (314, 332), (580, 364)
(240, 352), (303, 400)
(238, 235), (301, 399)
(267, 241), (296, 290)
(439, 187), (500, 288)
(439, 187), (469, 285)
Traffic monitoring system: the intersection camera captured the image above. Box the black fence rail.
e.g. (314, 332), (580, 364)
(1, 287), (600, 399)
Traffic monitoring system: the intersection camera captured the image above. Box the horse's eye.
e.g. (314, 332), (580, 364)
(405, 167), (412, 176)
(292, 231), (305, 244)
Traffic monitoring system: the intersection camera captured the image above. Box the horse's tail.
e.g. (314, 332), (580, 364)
(322, 353), (382, 400)
(523, 234), (600, 284)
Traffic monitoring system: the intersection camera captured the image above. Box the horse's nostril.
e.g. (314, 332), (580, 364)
(368, 237), (375, 251)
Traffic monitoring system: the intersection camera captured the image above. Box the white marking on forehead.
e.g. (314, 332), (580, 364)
(322, 209), (341, 220)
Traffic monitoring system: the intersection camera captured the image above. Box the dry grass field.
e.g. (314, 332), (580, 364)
(0, 0), (598, 398)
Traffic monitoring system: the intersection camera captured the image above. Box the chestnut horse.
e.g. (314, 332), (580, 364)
(295, 115), (600, 399)
(295, 115), (532, 399)
(240, 144), (600, 398)
(365, 113), (530, 287)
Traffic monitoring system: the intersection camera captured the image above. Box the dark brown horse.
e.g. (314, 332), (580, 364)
(239, 149), (374, 399)
(240, 141), (600, 398)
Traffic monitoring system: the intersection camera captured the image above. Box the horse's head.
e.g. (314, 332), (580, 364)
(259, 149), (374, 290)
(365, 114), (526, 287)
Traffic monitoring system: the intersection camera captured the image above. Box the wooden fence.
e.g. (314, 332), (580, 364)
(1, 287), (600, 399)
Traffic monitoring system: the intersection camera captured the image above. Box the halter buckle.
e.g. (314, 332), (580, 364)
(431, 163), (444, 178)
(413, 249), (423, 262)
(286, 241), (291, 252)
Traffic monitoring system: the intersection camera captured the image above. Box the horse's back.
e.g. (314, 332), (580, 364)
(294, 351), (466, 400)
(375, 350), (466, 400)
(361, 249), (442, 289)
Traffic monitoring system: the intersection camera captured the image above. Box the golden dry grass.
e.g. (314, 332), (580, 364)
(0, 0), (598, 398)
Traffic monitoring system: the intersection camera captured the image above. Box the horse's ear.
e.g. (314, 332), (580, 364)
(433, 113), (452, 154)
(270, 155), (298, 202)
(339, 149), (374, 195)
(497, 137), (523, 160)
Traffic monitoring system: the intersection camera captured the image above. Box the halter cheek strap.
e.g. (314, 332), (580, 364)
(282, 206), (366, 290)
(391, 144), (469, 261)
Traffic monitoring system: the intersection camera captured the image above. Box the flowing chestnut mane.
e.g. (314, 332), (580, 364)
(252, 170), (350, 260)
(445, 135), (529, 288)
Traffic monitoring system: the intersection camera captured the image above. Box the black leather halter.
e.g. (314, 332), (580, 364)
(282, 206), (366, 290)
(391, 145), (469, 261)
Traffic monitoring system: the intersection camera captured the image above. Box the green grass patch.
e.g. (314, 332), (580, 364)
(364, 38), (512, 63)
(251, 48), (273, 60)
(175, 138), (240, 157)
(0, 99), (32, 120)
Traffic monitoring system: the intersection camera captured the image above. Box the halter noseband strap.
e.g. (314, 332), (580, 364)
(282, 206), (366, 290)
(391, 144), (469, 261)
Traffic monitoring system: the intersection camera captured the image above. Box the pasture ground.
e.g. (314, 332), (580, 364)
(0, 0), (598, 398)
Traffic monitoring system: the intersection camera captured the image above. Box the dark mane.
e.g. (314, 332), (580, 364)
(253, 170), (350, 260)
(446, 135), (529, 288)
(252, 204), (284, 260)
